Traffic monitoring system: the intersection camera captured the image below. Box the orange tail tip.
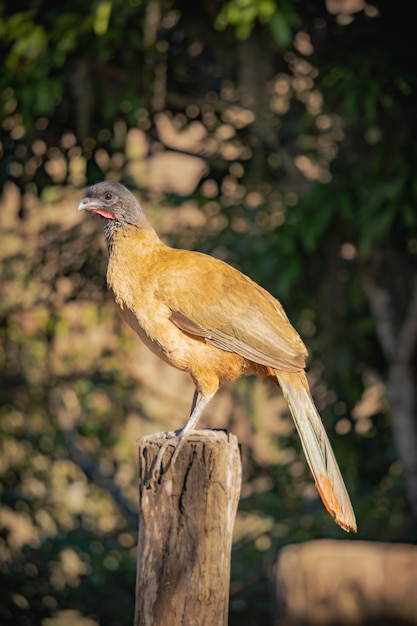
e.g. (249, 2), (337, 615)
(316, 474), (357, 533)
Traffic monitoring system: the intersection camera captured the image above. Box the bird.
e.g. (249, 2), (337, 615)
(78, 180), (357, 532)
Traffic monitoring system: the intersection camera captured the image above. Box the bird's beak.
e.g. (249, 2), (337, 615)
(77, 197), (101, 212)
(77, 197), (115, 220)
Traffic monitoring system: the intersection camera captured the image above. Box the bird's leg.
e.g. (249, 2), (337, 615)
(189, 389), (199, 414)
(150, 390), (215, 481)
(170, 391), (215, 465)
(140, 392), (199, 448)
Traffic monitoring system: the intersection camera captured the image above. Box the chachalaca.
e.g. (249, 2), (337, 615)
(78, 181), (356, 532)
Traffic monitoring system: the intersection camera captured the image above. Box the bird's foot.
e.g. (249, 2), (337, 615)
(139, 430), (184, 487)
(140, 426), (219, 488)
(139, 429), (177, 443)
(151, 432), (181, 482)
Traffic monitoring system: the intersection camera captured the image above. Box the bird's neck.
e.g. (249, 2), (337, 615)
(104, 218), (160, 255)
(106, 221), (164, 309)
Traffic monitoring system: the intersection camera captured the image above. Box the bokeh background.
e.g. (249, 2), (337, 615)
(1, 0), (417, 624)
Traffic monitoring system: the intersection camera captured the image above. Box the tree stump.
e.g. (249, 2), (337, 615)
(135, 430), (242, 626)
(273, 539), (417, 626)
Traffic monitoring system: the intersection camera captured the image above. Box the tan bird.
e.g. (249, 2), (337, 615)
(78, 181), (357, 532)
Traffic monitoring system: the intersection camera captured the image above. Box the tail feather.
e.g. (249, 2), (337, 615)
(275, 369), (357, 532)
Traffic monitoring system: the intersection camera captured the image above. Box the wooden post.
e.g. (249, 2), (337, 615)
(135, 430), (241, 626)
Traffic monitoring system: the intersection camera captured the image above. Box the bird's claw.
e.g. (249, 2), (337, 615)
(140, 430), (183, 488)
(142, 428), (223, 488)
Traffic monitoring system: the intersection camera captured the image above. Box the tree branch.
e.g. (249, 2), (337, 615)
(64, 430), (139, 527)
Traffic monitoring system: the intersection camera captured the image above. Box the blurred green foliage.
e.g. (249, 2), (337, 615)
(215, 0), (298, 45)
(1, 0), (417, 625)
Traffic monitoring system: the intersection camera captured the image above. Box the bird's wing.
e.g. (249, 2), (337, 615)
(155, 248), (307, 372)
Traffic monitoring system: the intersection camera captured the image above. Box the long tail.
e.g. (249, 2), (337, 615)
(275, 369), (357, 532)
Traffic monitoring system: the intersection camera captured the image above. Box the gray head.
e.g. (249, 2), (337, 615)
(78, 181), (147, 246)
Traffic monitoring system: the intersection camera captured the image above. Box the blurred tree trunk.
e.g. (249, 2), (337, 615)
(237, 26), (275, 181)
(363, 264), (417, 514)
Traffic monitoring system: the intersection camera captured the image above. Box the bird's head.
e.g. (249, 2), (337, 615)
(78, 181), (147, 246)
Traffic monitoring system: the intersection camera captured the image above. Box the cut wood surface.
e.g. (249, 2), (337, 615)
(135, 430), (242, 626)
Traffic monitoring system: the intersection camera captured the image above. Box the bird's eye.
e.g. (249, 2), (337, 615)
(105, 193), (113, 201)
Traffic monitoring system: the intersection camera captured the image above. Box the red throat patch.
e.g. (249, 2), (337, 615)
(91, 208), (115, 219)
